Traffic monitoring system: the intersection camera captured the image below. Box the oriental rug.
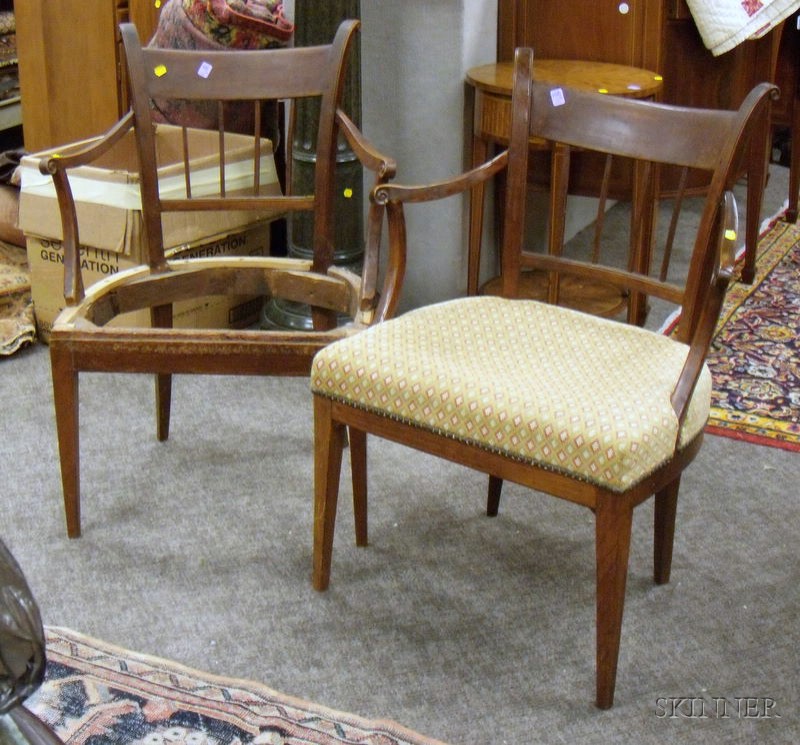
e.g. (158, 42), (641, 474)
(0, 239), (35, 355)
(665, 215), (800, 451)
(24, 627), (448, 745)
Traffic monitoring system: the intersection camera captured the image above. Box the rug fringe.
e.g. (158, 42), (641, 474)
(759, 199), (789, 235)
(35, 626), (451, 745)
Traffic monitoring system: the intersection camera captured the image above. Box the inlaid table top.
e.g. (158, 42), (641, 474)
(466, 60), (663, 99)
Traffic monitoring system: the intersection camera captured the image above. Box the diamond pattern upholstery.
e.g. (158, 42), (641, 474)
(311, 296), (711, 492)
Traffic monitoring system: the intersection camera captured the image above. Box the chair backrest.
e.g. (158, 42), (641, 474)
(501, 47), (775, 346)
(119, 19), (359, 275)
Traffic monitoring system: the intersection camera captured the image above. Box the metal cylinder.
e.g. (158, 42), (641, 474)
(262, 0), (363, 330)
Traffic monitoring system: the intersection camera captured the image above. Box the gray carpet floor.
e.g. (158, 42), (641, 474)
(1, 165), (798, 744)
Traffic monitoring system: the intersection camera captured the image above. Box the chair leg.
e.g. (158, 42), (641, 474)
(654, 476), (681, 585)
(155, 374), (172, 441)
(594, 495), (634, 709)
(742, 111), (770, 284)
(787, 93), (800, 223)
(50, 344), (81, 538)
(487, 475), (503, 516)
(467, 135), (489, 296)
(312, 395), (346, 591)
(151, 304), (173, 441)
(348, 426), (368, 547)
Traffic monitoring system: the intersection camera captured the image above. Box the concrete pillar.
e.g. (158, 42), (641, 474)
(360, 0), (498, 310)
(283, 0), (498, 311)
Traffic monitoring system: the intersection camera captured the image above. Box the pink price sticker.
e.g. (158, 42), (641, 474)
(197, 62), (213, 79)
(550, 88), (566, 107)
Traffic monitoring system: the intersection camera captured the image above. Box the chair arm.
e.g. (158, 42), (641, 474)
(371, 150), (508, 205)
(671, 190), (738, 428)
(37, 111), (136, 306)
(38, 111), (134, 176)
(334, 109), (399, 320)
(336, 108), (396, 180)
(368, 149), (509, 323)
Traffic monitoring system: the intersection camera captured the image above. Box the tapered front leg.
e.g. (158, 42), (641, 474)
(654, 476), (681, 585)
(312, 395), (346, 591)
(151, 304), (173, 441)
(155, 373), (172, 441)
(50, 343), (81, 538)
(595, 494), (634, 709)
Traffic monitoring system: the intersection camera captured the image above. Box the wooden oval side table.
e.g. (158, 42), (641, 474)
(466, 60), (664, 319)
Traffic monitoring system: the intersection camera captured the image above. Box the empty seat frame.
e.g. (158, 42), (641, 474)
(40, 20), (404, 537)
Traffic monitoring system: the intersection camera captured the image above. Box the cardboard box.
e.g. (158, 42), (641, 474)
(18, 124), (282, 342)
(27, 222), (271, 343)
(19, 124), (280, 256)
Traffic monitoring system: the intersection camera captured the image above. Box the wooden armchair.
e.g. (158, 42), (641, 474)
(41, 20), (403, 538)
(310, 48), (776, 707)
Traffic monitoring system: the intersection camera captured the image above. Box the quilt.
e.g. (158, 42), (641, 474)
(685, 0), (800, 55)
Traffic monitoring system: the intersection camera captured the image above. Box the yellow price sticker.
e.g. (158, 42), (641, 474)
(154, 64), (167, 78)
(724, 229), (737, 241)
(343, 187), (353, 198)
(597, 88), (609, 94)
(155, 0), (162, 7)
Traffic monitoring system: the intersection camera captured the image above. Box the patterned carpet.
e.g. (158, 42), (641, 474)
(0, 239), (35, 355)
(24, 627), (448, 745)
(665, 215), (800, 451)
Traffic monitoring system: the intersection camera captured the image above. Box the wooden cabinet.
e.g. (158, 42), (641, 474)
(15, 0), (162, 152)
(767, 11), (799, 134)
(128, 0), (162, 45)
(661, 4), (782, 112)
(499, 0), (783, 114)
(498, 0), (664, 72)
(16, 0), (128, 152)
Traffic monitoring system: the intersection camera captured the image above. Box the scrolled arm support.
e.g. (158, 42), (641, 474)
(334, 109), (398, 317)
(372, 150), (508, 206)
(368, 149), (510, 323)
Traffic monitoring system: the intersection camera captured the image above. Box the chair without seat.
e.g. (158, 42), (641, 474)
(310, 47), (776, 707)
(42, 20), (403, 538)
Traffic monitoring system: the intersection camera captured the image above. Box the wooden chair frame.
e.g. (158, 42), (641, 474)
(311, 48), (777, 708)
(41, 20), (405, 538)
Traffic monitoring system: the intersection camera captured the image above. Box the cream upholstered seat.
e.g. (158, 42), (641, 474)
(312, 295), (711, 493)
(310, 46), (776, 709)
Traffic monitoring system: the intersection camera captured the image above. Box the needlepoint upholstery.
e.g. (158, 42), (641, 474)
(311, 296), (712, 492)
